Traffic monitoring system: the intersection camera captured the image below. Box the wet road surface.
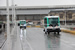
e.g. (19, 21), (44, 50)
(19, 27), (75, 50)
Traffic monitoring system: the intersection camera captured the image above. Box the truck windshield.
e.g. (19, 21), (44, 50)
(49, 18), (58, 25)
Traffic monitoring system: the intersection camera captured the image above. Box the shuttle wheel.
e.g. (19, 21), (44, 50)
(57, 32), (60, 35)
(48, 32), (50, 35)
(45, 30), (47, 34)
(54, 32), (56, 35)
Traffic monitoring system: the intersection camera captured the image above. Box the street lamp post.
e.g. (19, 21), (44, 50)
(13, 5), (16, 25)
(65, 10), (67, 26)
(14, 5), (17, 34)
(12, 0), (16, 27)
(12, 0), (14, 26)
(6, 0), (11, 50)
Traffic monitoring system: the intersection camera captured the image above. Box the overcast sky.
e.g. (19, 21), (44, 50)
(0, 0), (75, 6)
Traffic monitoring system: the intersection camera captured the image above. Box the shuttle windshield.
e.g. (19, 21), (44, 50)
(49, 18), (58, 25)
(20, 21), (26, 25)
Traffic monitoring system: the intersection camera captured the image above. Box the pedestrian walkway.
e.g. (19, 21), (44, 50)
(11, 26), (22, 50)
(0, 25), (32, 50)
(0, 26), (22, 50)
(0, 32), (6, 48)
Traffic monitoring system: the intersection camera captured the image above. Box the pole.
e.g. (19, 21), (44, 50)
(13, 5), (16, 26)
(14, 5), (17, 34)
(65, 10), (66, 26)
(12, 0), (14, 26)
(6, 0), (11, 50)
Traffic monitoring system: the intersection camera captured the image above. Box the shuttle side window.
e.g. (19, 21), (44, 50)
(44, 18), (47, 27)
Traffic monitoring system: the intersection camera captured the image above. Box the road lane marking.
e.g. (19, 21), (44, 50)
(24, 29), (33, 50)
(26, 40), (33, 50)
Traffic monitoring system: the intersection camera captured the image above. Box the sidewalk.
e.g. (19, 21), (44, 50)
(0, 26), (22, 50)
(11, 26), (22, 50)
(0, 32), (6, 48)
(0, 26), (39, 50)
(12, 26), (32, 50)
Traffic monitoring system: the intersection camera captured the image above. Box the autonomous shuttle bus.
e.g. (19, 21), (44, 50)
(19, 20), (26, 29)
(44, 16), (61, 35)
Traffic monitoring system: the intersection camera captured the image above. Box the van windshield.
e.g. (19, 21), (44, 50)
(49, 18), (58, 25)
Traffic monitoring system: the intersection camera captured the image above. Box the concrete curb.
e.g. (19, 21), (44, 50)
(27, 25), (41, 28)
(27, 25), (75, 34)
(61, 29), (75, 35)
(27, 26), (31, 28)
(35, 25), (41, 28)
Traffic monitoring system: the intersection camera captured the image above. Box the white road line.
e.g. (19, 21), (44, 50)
(26, 40), (33, 50)
(24, 29), (33, 50)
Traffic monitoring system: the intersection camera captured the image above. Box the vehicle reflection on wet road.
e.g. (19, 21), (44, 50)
(44, 33), (60, 50)
(44, 32), (75, 50)
(19, 27), (75, 50)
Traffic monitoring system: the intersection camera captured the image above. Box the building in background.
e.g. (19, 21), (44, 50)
(0, 5), (75, 25)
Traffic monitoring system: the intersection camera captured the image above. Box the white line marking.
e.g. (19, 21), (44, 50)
(26, 40), (33, 50)
(24, 29), (33, 50)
